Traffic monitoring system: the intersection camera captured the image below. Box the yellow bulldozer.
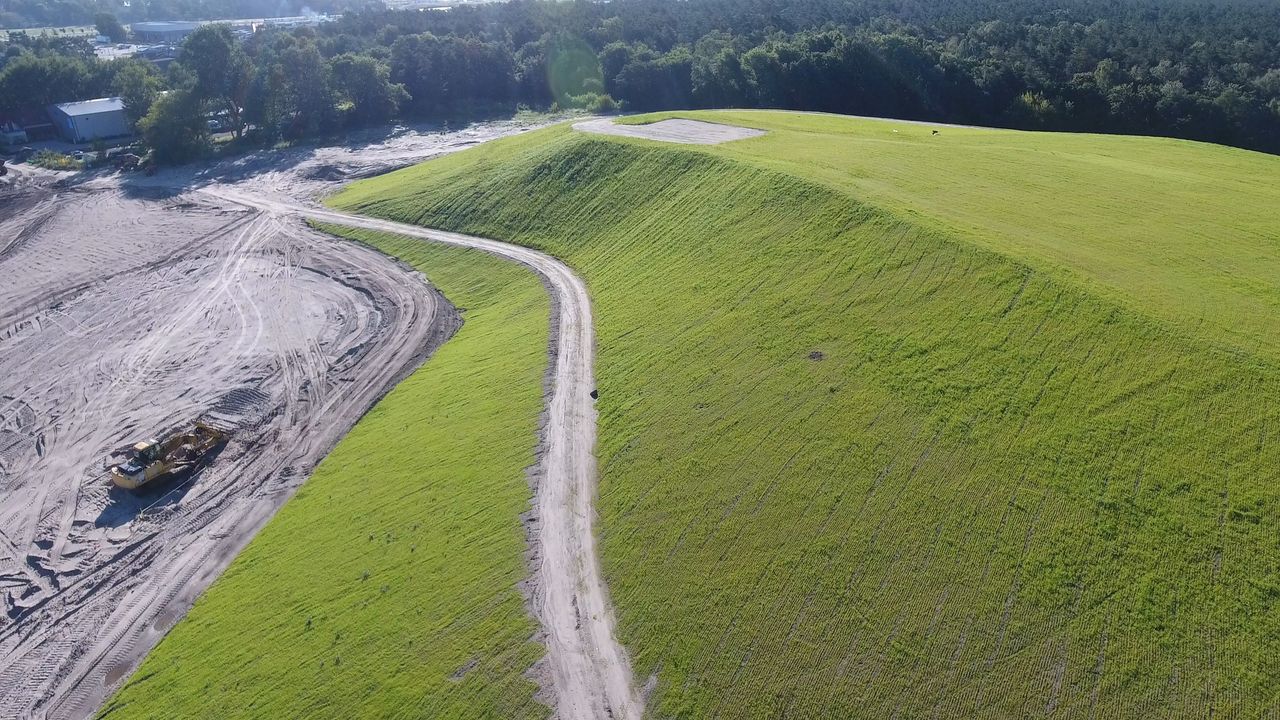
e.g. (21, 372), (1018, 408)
(109, 422), (228, 490)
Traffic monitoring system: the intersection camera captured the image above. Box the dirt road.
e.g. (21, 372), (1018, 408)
(1, 115), (642, 719)
(210, 186), (645, 720)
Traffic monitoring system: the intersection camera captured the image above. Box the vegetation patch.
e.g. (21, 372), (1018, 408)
(100, 230), (551, 720)
(329, 111), (1280, 717)
(30, 149), (81, 170)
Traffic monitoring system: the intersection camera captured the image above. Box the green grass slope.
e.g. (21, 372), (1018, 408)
(329, 113), (1280, 718)
(101, 230), (550, 720)
(638, 111), (1280, 360)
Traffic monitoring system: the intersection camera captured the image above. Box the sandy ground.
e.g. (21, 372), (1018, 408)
(0, 184), (457, 719)
(0, 117), (581, 718)
(574, 117), (765, 144)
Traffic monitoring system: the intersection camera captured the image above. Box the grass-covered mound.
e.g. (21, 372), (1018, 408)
(101, 230), (550, 719)
(329, 112), (1280, 718)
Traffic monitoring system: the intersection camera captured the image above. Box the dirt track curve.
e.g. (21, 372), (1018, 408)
(1, 116), (641, 720)
(208, 186), (645, 720)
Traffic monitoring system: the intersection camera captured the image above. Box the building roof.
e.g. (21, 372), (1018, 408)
(130, 21), (200, 32)
(51, 97), (125, 117)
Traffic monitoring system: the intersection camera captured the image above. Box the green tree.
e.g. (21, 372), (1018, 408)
(243, 57), (287, 142)
(0, 53), (93, 111)
(1254, 68), (1280, 101)
(139, 89), (208, 164)
(329, 53), (406, 126)
(94, 13), (126, 43)
(1011, 90), (1057, 126)
(277, 40), (336, 136)
(111, 60), (162, 130)
(181, 24), (250, 137)
(691, 33), (746, 108)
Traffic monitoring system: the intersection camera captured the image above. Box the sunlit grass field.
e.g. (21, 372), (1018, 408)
(329, 112), (1280, 718)
(0, 25), (94, 41)
(100, 230), (551, 719)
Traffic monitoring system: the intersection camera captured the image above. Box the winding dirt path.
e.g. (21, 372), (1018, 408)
(204, 187), (644, 720)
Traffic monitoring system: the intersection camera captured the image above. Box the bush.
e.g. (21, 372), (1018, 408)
(139, 90), (209, 165)
(30, 149), (81, 170)
(563, 91), (618, 113)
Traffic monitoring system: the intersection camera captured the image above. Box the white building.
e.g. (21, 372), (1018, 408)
(47, 98), (131, 144)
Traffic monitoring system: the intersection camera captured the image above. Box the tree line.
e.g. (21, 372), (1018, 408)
(2, 0), (1278, 161)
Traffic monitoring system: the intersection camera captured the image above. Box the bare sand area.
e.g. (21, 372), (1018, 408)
(0, 185), (454, 719)
(0, 118), (547, 718)
(573, 117), (765, 144)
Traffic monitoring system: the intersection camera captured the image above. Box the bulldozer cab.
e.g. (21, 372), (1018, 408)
(133, 441), (160, 463)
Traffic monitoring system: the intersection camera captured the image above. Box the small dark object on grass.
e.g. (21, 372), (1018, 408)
(590, 389), (599, 400)
(809, 350), (825, 361)
(932, 130), (940, 136)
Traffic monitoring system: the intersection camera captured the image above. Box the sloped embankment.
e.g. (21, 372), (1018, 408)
(330, 121), (1280, 718)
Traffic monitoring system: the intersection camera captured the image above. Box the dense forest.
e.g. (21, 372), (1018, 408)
(2, 0), (1279, 160)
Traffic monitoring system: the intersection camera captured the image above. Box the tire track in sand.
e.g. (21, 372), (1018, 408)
(205, 188), (643, 720)
(0, 187), (457, 719)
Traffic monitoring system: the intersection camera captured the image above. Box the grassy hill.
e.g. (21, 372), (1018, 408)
(328, 111), (1280, 718)
(101, 231), (550, 719)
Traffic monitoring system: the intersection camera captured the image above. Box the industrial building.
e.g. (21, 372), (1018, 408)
(130, 21), (199, 43)
(47, 98), (131, 144)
